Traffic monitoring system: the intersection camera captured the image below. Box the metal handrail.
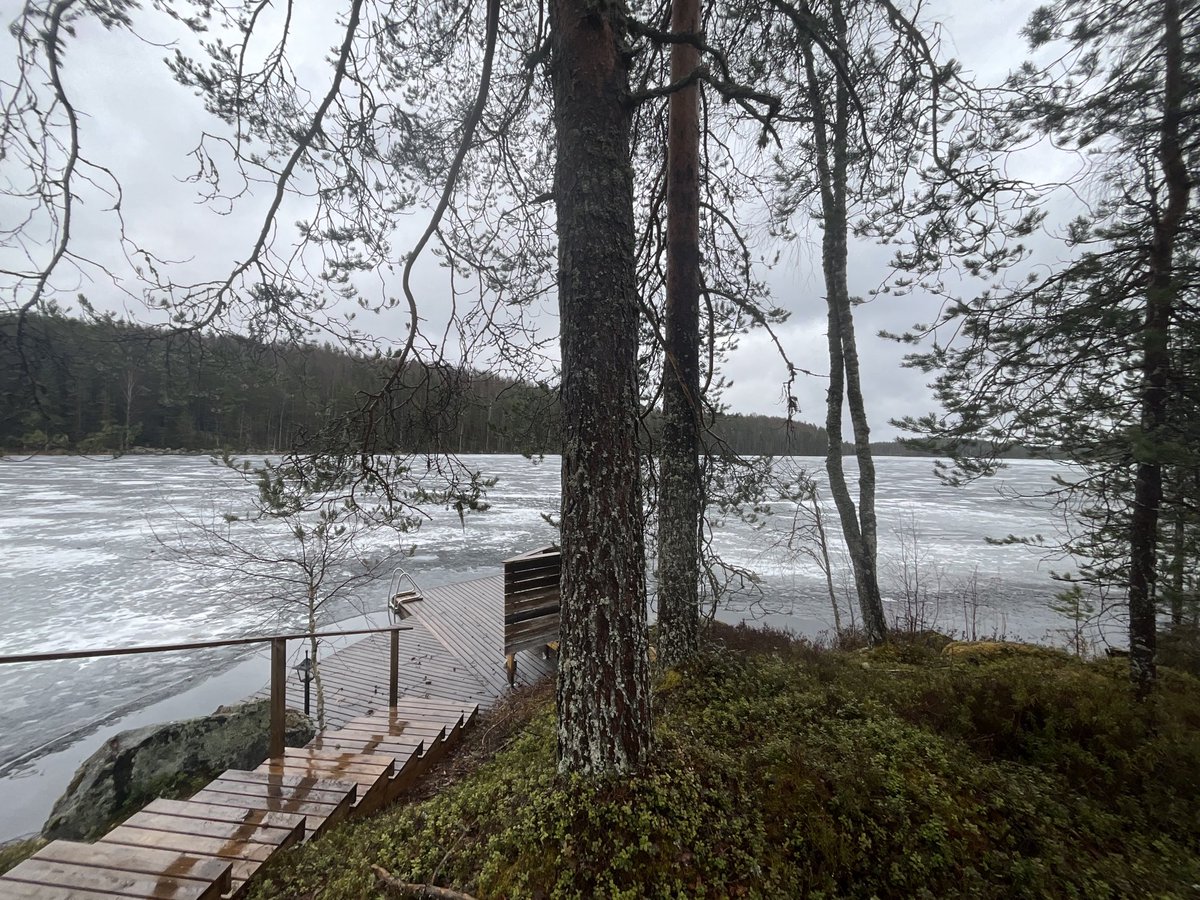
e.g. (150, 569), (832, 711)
(0, 625), (411, 665)
(387, 566), (424, 619)
(0, 624), (413, 757)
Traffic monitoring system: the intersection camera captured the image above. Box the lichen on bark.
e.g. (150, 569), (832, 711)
(550, 0), (652, 774)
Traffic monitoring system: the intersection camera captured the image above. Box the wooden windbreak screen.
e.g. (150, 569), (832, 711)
(503, 546), (561, 655)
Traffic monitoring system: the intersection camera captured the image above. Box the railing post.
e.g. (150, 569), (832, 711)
(389, 627), (399, 708)
(269, 637), (286, 758)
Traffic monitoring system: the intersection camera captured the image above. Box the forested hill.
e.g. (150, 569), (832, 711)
(4, 313), (911, 457)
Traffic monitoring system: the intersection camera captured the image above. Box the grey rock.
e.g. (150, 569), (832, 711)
(42, 699), (314, 840)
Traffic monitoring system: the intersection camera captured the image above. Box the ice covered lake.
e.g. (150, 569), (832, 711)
(0, 453), (1097, 839)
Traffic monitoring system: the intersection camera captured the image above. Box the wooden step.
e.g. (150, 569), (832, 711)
(254, 756), (391, 817)
(0, 879), (118, 899)
(262, 752), (393, 778)
(100, 795), (306, 898)
(387, 750), (427, 798)
(306, 731), (425, 755)
(4, 844), (231, 900)
(97, 827), (277, 898)
(317, 722), (446, 764)
(356, 709), (469, 742)
(331, 723), (448, 750)
(27, 841), (232, 893)
(101, 827), (276, 864)
(140, 800), (306, 837)
(341, 711), (459, 731)
(206, 770), (357, 800)
(129, 805), (304, 847)
(307, 732), (425, 757)
(96, 835), (262, 897)
(0, 856), (224, 900)
(360, 705), (470, 729)
(188, 770), (355, 839)
(388, 699), (479, 726)
(316, 724), (439, 746)
(186, 789), (350, 838)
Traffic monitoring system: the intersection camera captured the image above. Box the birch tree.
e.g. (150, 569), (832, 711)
(756, 0), (954, 643)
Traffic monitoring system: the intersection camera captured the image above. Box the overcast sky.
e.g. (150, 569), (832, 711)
(0, 0), (1060, 439)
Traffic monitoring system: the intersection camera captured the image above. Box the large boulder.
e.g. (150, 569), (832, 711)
(42, 699), (314, 840)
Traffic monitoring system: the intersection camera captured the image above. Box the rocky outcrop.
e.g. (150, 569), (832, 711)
(42, 699), (314, 840)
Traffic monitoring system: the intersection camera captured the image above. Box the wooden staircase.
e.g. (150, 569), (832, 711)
(0, 699), (478, 900)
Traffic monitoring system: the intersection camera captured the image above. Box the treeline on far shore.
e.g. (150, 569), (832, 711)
(1, 313), (1027, 459)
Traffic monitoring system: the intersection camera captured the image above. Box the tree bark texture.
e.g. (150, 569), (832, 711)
(656, 0), (703, 669)
(550, 0), (652, 774)
(802, 21), (887, 645)
(1128, 0), (1190, 693)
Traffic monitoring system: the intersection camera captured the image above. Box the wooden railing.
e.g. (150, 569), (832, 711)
(0, 625), (412, 757)
(503, 546), (561, 655)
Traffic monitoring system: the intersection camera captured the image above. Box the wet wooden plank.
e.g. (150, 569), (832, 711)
(95, 835), (262, 899)
(386, 697), (477, 715)
(337, 726), (452, 750)
(30, 842), (231, 893)
(255, 752), (393, 777)
(306, 734), (425, 757)
(257, 755), (393, 780)
(122, 811), (302, 847)
(186, 790), (350, 838)
(436, 581), (513, 665)
(404, 578), (512, 696)
(324, 646), (471, 683)
(407, 630), (504, 695)
(335, 718), (446, 739)
(308, 737), (424, 757)
(252, 761), (390, 810)
(204, 772), (355, 804)
(139, 800), (305, 837)
(278, 747), (397, 768)
(504, 618), (561, 655)
(0, 880), (119, 899)
(101, 827), (275, 863)
(1, 858), (221, 900)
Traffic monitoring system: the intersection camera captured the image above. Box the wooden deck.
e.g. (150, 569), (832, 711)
(0, 573), (557, 899)
(259, 574), (556, 728)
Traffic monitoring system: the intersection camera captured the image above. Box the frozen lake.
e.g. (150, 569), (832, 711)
(0, 453), (1098, 839)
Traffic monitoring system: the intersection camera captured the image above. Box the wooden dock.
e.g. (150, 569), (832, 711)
(0, 574), (556, 899)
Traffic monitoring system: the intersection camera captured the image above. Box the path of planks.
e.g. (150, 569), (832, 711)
(0, 574), (556, 899)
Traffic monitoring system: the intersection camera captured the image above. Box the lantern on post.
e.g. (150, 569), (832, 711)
(294, 651), (314, 717)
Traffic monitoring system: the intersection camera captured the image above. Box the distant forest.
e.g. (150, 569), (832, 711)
(2, 313), (950, 457)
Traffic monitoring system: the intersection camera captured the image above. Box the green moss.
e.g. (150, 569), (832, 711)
(248, 625), (1200, 899)
(0, 838), (45, 876)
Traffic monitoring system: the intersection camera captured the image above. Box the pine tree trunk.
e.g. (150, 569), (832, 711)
(656, 0), (703, 669)
(550, 0), (652, 774)
(1129, 0), (1189, 694)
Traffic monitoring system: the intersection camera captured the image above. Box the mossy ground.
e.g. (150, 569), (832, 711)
(246, 624), (1200, 899)
(0, 838), (44, 876)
